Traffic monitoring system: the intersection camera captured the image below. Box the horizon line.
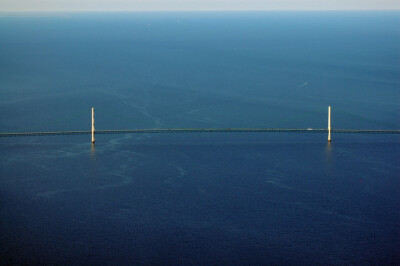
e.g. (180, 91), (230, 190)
(1, 9), (400, 13)
(0, 7), (400, 13)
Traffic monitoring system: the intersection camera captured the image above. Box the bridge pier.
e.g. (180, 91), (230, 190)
(328, 106), (331, 142)
(91, 107), (95, 143)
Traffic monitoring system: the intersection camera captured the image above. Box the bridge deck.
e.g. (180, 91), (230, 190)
(1, 128), (400, 137)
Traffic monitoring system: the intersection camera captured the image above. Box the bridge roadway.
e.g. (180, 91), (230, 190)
(1, 128), (400, 137)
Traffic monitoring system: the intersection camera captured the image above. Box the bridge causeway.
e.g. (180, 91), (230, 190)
(0, 107), (399, 141)
(1, 128), (400, 138)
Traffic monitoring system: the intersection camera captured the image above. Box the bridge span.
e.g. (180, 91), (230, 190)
(1, 128), (400, 138)
(0, 107), (399, 141)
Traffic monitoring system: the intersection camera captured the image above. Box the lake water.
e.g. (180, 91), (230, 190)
(0, 12), (399, 265)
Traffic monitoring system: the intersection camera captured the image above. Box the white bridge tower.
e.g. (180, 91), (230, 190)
(328, 106), (331, 142)
(91, 107), (95, 143)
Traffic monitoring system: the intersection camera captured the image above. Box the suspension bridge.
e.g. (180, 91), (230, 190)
(0, 107), (399, 142)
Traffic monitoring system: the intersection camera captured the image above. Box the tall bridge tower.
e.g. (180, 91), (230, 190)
(91, 107), (95, 143)
(328, 106), (331, 142)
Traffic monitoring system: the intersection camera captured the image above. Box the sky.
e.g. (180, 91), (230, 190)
(0, 0), (399, 12)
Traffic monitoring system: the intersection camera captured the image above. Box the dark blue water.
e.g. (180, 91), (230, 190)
(0, 12), (399, 265)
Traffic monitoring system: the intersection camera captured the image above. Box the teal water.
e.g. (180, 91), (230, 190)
(0, 12), (399, 264)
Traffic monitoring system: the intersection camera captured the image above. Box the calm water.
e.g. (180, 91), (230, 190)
(0, 12), (399, 265)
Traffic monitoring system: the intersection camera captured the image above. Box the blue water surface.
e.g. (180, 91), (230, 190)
(0, 11), (399, 265)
